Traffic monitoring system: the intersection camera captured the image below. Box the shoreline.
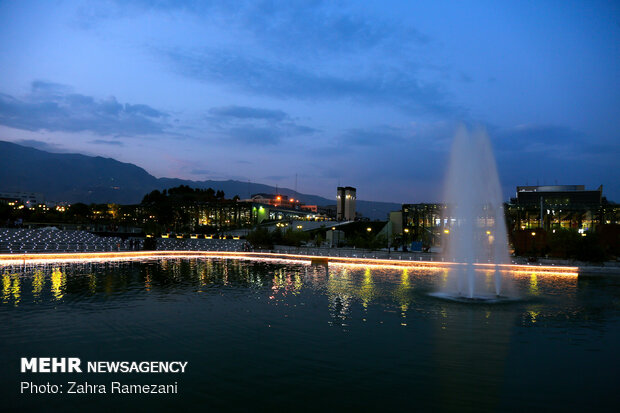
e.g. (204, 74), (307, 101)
(0, 250), (604, 276)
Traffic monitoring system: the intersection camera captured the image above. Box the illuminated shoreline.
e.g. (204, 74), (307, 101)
(0, 251), (581, 276)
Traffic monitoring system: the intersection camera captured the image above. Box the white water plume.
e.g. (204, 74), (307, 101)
(439, 126), (513, 300)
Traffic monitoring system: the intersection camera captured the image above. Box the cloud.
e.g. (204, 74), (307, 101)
(226, 126), (282, 145)
(90, 139), (124, 146)
(167, 49), (454, 115)
(82, 1), (428, 55)
(190, 168), (212, 175)
(207, 104), (316, 145)
(492, 123), (620, 160)
(209, 105), (287, 121)
(13, 139), (65, 152)
(0, 81), (168, 136)
(326, 121), (455, 151)
(234, 1), (429, 55)
(77, 1), (454, 115)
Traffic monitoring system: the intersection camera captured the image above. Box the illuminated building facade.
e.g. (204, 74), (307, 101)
(401, 203), (447, 246)
(506, 185), (619, 231)
(240, 193), (318, 213)
(336, 186), (356, 221)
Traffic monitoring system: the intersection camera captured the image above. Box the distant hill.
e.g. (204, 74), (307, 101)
(0, 140), (401, 219)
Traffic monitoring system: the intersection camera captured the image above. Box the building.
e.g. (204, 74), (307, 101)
(0, 191), (44, 206)
(318, 205), (337, 219)
(336, 186), (356, 221)
(400, 203), (447, 247)
(240, 193), (318, 213)
(507, 184), (619, 231)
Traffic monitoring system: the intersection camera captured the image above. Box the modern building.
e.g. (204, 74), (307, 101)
(506, 185), (618, 231)
(190, 201), (319, 229)
(336, 186), (356, 221)
(400, 203), (447, 247)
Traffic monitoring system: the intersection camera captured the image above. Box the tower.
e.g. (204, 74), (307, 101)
(337, 186), (356, 221)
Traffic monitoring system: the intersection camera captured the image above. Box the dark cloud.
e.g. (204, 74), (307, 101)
(166, 49), (455, 115)
(236, 1), (429, 55)
(31, 80), (72, 95)
(88, 1), (427, 55)
(80, 1), (454, 115)
(207, 104), (316, 145)
(0, 81), (168, 136)
(90, 139), (124, 146)
(492, 124), (620, 162)
(209, 105), (287, 121)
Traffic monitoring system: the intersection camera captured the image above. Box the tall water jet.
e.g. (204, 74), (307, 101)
(439, 126), (512, 300)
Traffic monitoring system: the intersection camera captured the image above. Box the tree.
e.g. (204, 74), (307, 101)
(247, 227), (273, 249)
(282, 228), (310, 247)
(314, 233), (324, 247)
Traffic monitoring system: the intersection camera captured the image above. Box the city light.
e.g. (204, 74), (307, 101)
(0, 251), (580, 277)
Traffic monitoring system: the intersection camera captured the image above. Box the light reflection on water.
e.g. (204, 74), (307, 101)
(1, 258), (619, 412)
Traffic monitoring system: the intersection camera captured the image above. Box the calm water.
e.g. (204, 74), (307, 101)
(1, 258), (619, 412)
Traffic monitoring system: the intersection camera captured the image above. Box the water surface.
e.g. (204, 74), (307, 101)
(1, 258), (618, 412)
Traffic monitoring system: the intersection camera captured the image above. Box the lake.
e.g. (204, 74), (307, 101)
(1, 257), (618, 412)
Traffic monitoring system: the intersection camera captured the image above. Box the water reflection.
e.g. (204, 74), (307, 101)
(0, 258), (597, 329)
(32, 270), (44, 300)
(393, 269), (412, 325)
(529, 273), (539, 295)
(50, 268), (65, 300)
(432, 304), (516, 411)
(2, 272), (21, 306)
(0, 258), (616, 413)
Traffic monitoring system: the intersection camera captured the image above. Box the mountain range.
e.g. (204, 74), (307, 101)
(0, 140), (400, 219)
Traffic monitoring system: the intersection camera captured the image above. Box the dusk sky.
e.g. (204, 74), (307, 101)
(1, 0), (618, 203)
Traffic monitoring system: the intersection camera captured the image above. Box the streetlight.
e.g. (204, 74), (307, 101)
(366, 227), (372, 232)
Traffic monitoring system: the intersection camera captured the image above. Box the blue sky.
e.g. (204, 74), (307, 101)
(0, 0), (618, 203)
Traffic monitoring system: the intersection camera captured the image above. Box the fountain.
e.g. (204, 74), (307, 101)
(433, 126), (513, 302)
